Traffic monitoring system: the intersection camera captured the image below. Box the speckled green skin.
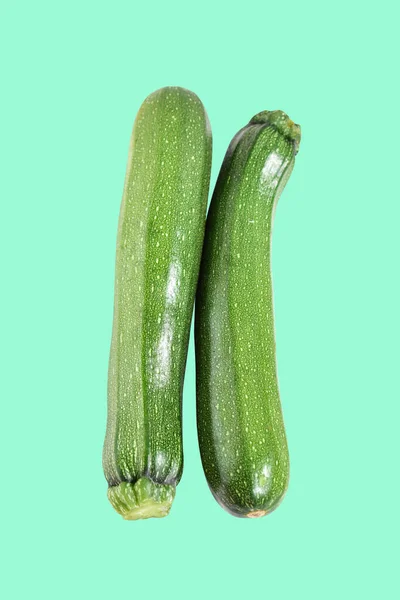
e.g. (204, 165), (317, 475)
(103, 87), (212, 518)
(195, 110), (300, 518)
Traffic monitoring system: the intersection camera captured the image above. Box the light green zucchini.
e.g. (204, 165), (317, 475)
(195, 110), (301, 518)
(103, 87), (212, 519)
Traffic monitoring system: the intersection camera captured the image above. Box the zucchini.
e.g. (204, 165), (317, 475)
(103, 87), (212, 520)
(195, 110), (300, 518)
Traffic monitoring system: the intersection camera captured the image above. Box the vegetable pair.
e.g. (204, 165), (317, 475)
(102, 87), (301, 520)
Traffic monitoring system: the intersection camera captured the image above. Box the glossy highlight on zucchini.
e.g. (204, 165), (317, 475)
(195, 110), (301, 518)
(103, 87), (212, 520)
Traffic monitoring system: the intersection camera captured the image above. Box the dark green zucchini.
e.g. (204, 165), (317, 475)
(103, 87), (212, 519)
(195, 110), (301, 518)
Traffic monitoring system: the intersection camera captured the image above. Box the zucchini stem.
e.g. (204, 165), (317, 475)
(107, 477), (176, 520)
(250, 110), (301, 154)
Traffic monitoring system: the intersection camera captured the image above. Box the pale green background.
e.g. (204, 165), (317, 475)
(1, 1), (399, 598)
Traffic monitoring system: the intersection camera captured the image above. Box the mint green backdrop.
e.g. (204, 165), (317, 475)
(1, 1), (398, 598)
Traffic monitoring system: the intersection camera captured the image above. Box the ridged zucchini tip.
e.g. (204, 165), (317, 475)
(108, 478), (176, 520)
(250, 109), (301, 154)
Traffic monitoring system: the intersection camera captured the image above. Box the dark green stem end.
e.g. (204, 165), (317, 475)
(107, 478), (176, 520)
(250, 110), (301, 154)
